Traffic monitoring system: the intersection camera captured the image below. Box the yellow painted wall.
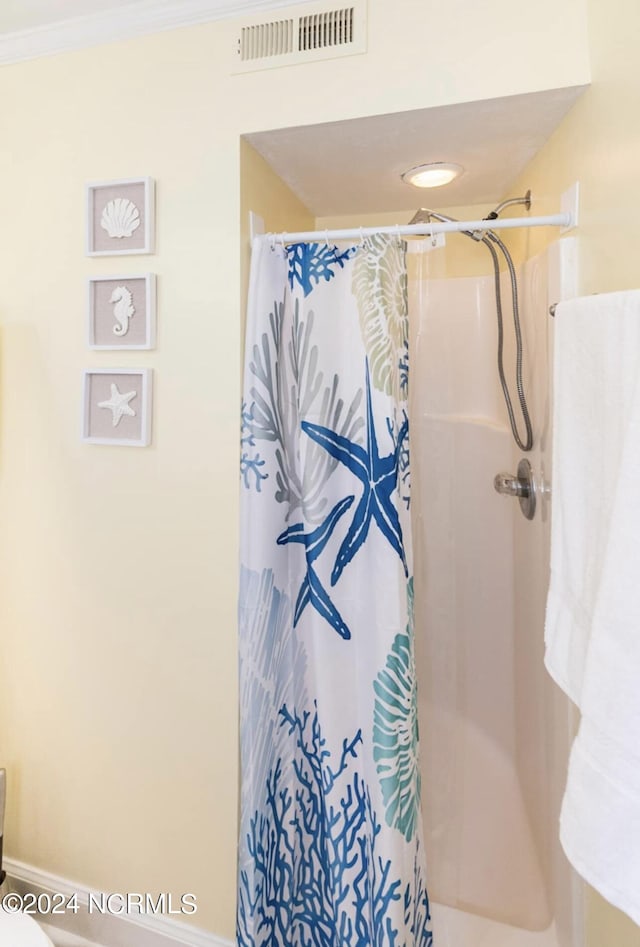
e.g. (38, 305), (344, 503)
(0, 0), (590, 940)
(0, 25), (244, 937)
(505, 0), (640, 298)
(588, 890), (640, 947)
(240, 139), (314, 312)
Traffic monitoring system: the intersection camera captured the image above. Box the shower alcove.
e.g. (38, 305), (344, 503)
(240, 86), (586, 947)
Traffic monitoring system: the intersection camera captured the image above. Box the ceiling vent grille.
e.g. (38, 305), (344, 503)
(299, 9), (354, 51)
(240, 19), (295, 61)
(234, 1), (366, 73)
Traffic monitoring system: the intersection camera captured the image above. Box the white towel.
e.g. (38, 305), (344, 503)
(545, 289), (640, 924)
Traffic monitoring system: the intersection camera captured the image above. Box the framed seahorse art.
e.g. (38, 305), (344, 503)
(87, 274), (156, 350)
(86, 177), (155, 256)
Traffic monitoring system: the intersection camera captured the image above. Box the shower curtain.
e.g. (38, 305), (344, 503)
(238, 234), (432, 947)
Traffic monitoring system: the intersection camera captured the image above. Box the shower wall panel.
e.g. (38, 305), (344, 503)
(410, 242), (579, 942)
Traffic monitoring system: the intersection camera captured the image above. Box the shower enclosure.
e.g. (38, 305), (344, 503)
(409, 235), (581, 946)
(241, 113), (583, 940)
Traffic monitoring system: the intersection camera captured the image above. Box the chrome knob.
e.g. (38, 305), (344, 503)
(493, 458), (536, 520)
(493, 472), (529, 498)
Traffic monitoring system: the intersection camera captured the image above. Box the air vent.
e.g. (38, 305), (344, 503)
(240, 19), (295, 61)
(233, 0), (366, 74)
(298, 9), (354, 52)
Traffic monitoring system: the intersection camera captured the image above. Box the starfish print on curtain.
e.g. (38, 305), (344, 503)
(302, 362), (409, 587)
(277, 495), (355, 640)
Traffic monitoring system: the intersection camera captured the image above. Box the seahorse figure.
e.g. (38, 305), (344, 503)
(110, 286), (135, 336)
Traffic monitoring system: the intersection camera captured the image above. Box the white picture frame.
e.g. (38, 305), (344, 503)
(86, 177), (155, 256)
(82, 368), (152, 447)
(87, 274), (156, 350)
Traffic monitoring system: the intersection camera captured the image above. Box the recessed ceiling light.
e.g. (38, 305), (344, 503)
(401, 162), (464, 189)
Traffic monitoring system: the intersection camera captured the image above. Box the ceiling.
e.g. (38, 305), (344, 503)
(244, 87), (586, 217)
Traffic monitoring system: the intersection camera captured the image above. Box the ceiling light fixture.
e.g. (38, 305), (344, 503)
(401, 162), (464, 189)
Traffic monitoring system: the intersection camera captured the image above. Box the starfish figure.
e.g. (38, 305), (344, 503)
(98, 383), (137, 427)
(301, 364), (408, 587)
(277, 495), (354, 639)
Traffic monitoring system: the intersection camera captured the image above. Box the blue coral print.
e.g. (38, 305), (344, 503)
(240, 400), (268, 491)
(237, 703), (432, 947)
(287, 241), (357, 297)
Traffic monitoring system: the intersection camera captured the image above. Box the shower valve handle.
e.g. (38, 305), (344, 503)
(494, 472), (530, 498)
(493, 459), (537, 520)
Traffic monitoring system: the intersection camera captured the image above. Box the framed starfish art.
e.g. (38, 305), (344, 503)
(82, 368), (152, 446)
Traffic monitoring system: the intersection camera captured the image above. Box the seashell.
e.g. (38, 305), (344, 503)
(100, 197), (141, 239)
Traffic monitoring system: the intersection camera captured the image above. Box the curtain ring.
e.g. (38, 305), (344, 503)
(279, 231), (287, 249)
(429, 221), (436, 247)
(359, 227), (365, 247)
(324, 230), (330, 248)
(268, 233), (276, 250)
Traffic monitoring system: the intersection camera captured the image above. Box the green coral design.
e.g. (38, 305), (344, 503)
(352, 234), (409, 398)
(373, 578), (421, 841)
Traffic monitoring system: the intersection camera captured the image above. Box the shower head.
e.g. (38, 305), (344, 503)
(408, 207), (488, 244)
(408, 208), (455, 226)
(409, 191), (532, 230)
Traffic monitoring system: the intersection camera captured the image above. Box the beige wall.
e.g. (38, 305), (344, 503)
(240, 139), (314, 312)
(0, 0), (591, 940)
(0, 24), (244, 936)
(588, 890), (640, 947)
(505, 0), (640, 298)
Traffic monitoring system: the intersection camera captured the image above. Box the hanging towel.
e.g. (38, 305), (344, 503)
(545, 289), (640, 924)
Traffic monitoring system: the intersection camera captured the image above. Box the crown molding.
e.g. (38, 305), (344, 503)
(0, 0), (316, 66)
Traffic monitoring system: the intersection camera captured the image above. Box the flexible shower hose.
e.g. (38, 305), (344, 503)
(413, 207), (535, 451)
(481, 231), (534, 452)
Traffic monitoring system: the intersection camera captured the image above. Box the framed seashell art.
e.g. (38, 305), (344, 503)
(82, 368), (152, 446)
(86, 177), (155, 256)
(87, 274), (156, 350)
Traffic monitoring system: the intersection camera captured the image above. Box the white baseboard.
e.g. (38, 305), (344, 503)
(4, 858), (233, 947)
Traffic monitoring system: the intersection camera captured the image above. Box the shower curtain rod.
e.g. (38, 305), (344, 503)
(257, 212), (572, 246)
